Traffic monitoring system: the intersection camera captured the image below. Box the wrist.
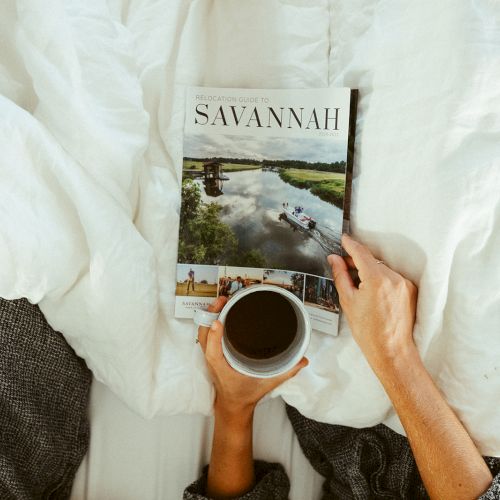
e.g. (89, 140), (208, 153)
(214, 397), (255, 427)
(213, 398), (255, 452)
(368, 337), (421, 382)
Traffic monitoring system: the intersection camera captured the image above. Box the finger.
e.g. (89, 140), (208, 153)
(327, 254), (355, 302)
(205, 320), (225, 363)
(197, 325), (209, 353)
(274, 357), (309, 385)
(208, 296), (228, 313)
(341, 234), (378, 278)
(198, 297), (228, 351)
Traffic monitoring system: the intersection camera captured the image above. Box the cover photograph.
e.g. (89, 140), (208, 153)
(176, 87), (357, 334)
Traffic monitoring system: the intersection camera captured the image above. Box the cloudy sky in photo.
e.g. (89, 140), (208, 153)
(263, 269), (302, 286)
(184, 133), (347, 164)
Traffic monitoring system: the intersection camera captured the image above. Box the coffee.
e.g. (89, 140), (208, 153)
(225, 290), (297, 359)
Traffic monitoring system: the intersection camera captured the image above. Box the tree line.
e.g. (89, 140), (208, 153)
(184, 156), (346, 173)
(264, 159), (345, 173)
(184, 157), (261, 166)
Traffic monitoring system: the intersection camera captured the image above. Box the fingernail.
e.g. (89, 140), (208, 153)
(327, 254), (335, 266)
(210, 321), (217, 331)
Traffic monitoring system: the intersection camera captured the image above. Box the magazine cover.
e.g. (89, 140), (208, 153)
(176, 87), (357, 334)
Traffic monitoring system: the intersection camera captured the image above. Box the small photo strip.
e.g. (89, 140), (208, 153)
(176, 263), (219, 298)
(304, 274), (340, 315)
(218, 266), (264, 297)
(263, 269), (305, 301)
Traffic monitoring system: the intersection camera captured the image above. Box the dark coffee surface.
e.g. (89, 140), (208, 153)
(225, 291), (297, 359)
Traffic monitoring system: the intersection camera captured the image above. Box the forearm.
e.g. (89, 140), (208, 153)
(207, 401), (255, 499)
(372, 345), (492, 500)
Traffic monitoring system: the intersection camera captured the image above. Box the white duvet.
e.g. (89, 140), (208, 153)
(1, 0), (499, 455)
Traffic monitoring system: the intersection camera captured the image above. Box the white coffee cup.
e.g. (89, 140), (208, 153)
(193, 284), (311, 378)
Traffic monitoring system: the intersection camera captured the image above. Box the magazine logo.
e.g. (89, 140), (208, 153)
(194, 105), (340, 131)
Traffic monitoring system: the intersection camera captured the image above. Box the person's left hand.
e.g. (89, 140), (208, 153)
(328, 235), (418, 372)
(197, 296), (308, 416)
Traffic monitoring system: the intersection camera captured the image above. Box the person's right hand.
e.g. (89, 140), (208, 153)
(199, 298), (308, 499)
(197, 297), (308, 416)
(328, 234), (418, 371)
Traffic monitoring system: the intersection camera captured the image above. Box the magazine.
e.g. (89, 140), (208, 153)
(175, 86), (358, 335)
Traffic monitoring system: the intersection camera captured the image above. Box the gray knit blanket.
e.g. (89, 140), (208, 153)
(1, 298), (498, 500)
(185, 396), (500, 500)
(0, 298), (91, 499)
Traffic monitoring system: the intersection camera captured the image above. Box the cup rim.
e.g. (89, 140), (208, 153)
(219, 284), (311, 378)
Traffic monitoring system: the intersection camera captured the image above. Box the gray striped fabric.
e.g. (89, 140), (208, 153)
(184, 397), (500, 499)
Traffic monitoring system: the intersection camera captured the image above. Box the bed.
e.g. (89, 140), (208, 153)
(1, 0), (499, 497)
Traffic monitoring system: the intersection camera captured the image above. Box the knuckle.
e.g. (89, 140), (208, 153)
(359, 242), (374, 257)
(350, 239), (361, 250)
(388, 273), (404, 288)
(405, 279), (418, 296)
(369, 273), (385, 287)
(356, 245), (369, 260)
(394, 272), (405, 284)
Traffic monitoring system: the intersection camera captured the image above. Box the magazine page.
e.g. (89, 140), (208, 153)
(176, 87), (354, 335)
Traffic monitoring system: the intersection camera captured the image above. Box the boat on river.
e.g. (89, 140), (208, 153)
(281, 203), (317, 230)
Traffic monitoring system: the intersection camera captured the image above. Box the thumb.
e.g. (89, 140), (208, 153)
(207, 295), (228, 313)
(328, 254), (355, 303)
(205, 320), (224, 362)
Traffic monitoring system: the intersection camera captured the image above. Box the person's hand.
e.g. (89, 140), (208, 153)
(329, 236), (495, 500)
(197, 296), (308, 416)
(328, 234), (418, 371)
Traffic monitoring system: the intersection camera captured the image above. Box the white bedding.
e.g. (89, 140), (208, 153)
(1, 0), (499, 456)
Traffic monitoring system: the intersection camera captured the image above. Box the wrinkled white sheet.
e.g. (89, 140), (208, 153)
(1, 0), (499, 455)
